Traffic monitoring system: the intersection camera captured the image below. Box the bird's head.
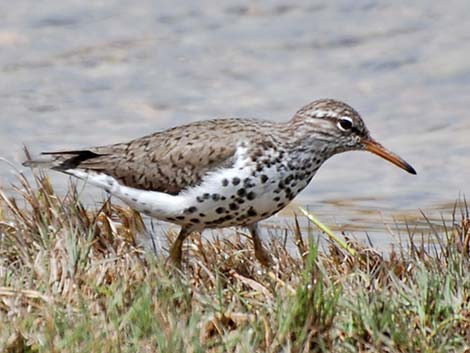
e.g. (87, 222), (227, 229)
(291, 99), (416, 174)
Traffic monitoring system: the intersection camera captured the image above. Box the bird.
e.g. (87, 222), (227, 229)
(23, 99), (416, 267)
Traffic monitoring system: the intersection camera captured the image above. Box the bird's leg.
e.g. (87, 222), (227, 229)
(247, 223), (273, 266)
(168, 227), (192, 267)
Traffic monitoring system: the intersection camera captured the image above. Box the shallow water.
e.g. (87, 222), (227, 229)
(1, 1), (469, 248)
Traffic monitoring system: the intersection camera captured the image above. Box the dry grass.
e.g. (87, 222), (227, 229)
(1, 172), (470, 352)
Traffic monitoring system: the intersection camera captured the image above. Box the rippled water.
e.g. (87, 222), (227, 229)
(1, 1), (469, 248)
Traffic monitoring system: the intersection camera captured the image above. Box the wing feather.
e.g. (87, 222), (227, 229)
(24, 119), (248, 194)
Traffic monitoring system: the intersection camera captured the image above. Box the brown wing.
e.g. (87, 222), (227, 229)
(26, 119), (246, 195)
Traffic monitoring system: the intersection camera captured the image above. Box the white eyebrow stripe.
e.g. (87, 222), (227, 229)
(310, 110), (340, 119)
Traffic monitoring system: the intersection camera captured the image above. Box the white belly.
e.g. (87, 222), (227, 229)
(65, 145), (318, 230)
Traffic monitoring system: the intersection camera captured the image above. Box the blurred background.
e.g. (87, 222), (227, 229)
(1, 1), (469, 247)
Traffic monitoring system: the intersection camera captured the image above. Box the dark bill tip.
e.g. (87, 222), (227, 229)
(406, 164), (417, 175)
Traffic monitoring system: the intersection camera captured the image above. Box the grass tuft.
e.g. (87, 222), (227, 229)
(1, 172), (470, 352)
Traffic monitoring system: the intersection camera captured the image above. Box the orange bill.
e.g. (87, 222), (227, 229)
(364, 139), (416, 175)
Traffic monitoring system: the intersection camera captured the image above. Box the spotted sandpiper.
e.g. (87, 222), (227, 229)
(24, 99), (416, 266)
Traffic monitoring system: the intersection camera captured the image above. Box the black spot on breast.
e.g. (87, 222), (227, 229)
(260, 174), (268, 183)
(216, 207), (225, 214)
(212, 217), (223, 223)
(232, 177), (240, 185)
(203, 193), (210, 199)
(246, 192), (256, 200)
(190, 218), (200, 224)
(221, 196), (226, 201)
(176, 216), (185, 220)
(273, 196), (280, 202)
(247, 208), (257, 217)
(244, 178), (255, 188)
(212, 193), (220, 201)
(199, 213), (206, 218)
(235, 198), (245, 204)
(284, 175), (294, 185)
(237, 188), (246, 197)
(229, 203), (239, 210)
(261, 212), (269, 217)
(184, 206), (197, 214)
(222, 179), (229, 186)
(196, 196), (204, 203)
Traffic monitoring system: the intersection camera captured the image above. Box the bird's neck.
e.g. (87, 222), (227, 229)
(278, 120), (336, 161)
(266, 122), (334, 174)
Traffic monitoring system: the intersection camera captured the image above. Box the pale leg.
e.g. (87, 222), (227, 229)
(247, 223), (273, 266)
(168, 227), (192, 267)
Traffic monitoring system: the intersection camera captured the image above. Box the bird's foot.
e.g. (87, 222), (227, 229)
(166, 243), (184, 270)
(254, 246), (274, 267)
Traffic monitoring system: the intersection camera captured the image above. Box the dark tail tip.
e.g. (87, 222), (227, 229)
(22, 145), (35, 167)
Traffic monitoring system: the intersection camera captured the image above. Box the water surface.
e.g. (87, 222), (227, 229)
(1, 1), (469, 248)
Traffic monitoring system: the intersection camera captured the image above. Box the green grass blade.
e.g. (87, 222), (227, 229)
(298, 206), (357, 257)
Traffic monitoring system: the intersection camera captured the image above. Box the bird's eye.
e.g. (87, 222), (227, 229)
(337, 117), (353, 131)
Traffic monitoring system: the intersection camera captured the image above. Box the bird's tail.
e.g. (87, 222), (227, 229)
(22, 146), (102, 171)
